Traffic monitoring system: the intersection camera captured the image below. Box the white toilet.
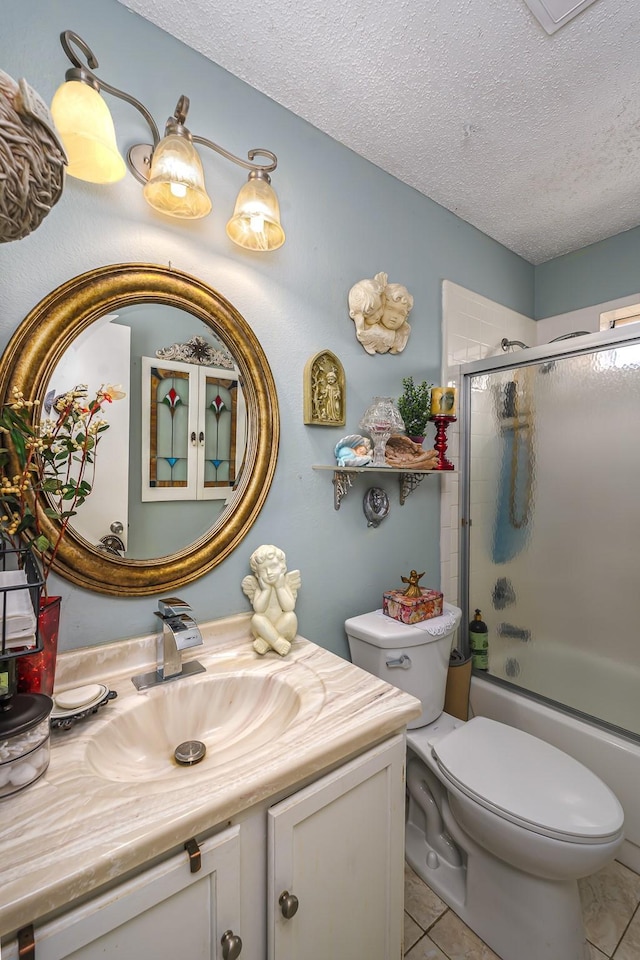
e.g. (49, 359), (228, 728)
(345, 606), (624, 960)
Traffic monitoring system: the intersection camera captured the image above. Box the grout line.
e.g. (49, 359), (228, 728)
(404, 905), (450, 937)
(407, 860), (640, 959)
(406, 928), (454, 960)
(610, 900), (640, 959)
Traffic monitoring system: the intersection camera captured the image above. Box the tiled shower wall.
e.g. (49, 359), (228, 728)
(439, 281), (535, 612)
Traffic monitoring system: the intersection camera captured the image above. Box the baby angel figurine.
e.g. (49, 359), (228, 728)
(242, 545), (301, 656)
(334, 434), (373, 467)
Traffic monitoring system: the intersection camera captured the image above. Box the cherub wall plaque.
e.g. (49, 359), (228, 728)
(348, 272), (413, 355)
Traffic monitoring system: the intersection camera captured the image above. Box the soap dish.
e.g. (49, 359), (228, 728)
(51, 685), (117, 730)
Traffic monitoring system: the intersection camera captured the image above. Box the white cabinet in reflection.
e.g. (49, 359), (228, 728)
(141, 357), (247, 503)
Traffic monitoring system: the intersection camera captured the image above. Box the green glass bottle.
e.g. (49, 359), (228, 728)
(469, 609), (488, 670)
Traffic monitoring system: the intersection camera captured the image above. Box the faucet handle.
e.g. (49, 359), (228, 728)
(157, 597), (191, 617)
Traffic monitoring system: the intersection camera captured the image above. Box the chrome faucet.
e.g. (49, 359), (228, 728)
(132, 597), (206, 690)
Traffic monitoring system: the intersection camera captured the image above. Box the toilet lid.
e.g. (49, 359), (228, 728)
(432, 717), (624, 843)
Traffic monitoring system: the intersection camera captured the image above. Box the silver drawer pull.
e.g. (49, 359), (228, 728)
(386, 654), (411, 670)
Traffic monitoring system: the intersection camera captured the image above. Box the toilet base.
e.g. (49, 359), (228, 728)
(406, 756), (590, 960)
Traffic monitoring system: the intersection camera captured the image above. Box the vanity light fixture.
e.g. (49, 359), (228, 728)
(50, 31), (285, 251)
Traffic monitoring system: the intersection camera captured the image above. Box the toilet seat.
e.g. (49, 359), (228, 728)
(431, 717), (624, 844)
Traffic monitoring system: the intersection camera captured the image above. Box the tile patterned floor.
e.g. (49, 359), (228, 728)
(404, 859), (640, 960)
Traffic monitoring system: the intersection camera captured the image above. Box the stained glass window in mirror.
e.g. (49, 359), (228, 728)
(203, 374), (238, 489)
(150, 366), (190, 489)
(142, 357), (246, 503)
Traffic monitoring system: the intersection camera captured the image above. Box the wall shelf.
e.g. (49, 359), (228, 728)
(312, 465), (451, 510)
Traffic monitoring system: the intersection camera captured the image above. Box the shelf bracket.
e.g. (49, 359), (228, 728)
(318, 466), (441, 509)
(332, 470), (357, 510)
(399, 472), (426, 505)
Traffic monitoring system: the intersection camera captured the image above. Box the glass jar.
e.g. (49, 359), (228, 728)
(0, 692), (52, 798)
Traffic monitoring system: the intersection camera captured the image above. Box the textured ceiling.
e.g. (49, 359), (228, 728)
(116, 0), (640, 264)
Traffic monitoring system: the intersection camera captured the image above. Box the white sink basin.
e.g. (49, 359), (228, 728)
(85, 670), (307, 782)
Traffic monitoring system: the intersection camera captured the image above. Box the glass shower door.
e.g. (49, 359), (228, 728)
(465, 338), (640, 738)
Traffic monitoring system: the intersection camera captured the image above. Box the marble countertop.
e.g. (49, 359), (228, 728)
(0, 614), (420, 938)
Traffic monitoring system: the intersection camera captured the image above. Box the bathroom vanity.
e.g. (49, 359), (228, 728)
(0, 615), (420, 960)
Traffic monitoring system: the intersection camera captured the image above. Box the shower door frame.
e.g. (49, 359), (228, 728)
(458, 323), (640, 735)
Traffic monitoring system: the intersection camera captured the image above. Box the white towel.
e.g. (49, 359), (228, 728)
(0, 570), (38, 650)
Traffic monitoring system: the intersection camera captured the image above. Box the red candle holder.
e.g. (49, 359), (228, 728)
(17, 596), (61, 697)
(430, 415), (456, 471)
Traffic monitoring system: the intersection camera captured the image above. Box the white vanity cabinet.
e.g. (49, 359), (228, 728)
(4, 734), (406, 960)
(3, 826), (242, 960)
(267, 733), (406, 960)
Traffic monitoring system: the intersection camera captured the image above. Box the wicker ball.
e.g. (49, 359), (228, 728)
(0, 71), (66, 243)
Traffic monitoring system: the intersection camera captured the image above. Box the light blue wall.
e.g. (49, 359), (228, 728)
(1, 0), (533, 658)
(535, 225), (640, 319)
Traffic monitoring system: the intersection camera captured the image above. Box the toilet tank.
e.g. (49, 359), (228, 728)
(345, 606), (462, 728)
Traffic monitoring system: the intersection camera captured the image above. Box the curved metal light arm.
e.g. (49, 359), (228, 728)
(192, 136), (278, 175)
(59, 31), (279, 185)
(60, 30), (161, 146)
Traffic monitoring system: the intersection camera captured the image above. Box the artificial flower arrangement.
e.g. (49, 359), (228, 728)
(0, 383), (125, 591)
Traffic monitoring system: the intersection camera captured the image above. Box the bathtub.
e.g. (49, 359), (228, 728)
(488, 638), (640, 735)
(470, 674), (640, 874)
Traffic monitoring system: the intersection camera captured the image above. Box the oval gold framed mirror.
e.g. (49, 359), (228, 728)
(0, 263), (279, 596)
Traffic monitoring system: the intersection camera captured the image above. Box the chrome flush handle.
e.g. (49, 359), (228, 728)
(386, 654), (412, 670)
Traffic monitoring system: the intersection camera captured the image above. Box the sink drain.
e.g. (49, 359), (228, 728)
(174, 740), (206, 766)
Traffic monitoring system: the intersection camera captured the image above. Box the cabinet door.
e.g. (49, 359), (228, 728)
(141, 356), (245, 504)
(4, 826), (241, 960)
(141, 356), (197, 502)
(268, 735), (406, 960)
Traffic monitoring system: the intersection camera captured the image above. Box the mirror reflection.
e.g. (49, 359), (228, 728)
(0, 263), (279, 597)
(45, 304), (247, 560)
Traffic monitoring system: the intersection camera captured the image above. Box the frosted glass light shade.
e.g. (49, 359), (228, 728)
(226, 177), (285, 251)
(143, 134), (212, 219)
(50, 80), (126, 183)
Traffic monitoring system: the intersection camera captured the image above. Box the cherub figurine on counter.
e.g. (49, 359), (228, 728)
(401, 570), (425, 598)
(241, 545), (301, 656)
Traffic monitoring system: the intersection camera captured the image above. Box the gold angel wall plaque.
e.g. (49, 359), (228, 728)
(303, 349), (346, 426)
